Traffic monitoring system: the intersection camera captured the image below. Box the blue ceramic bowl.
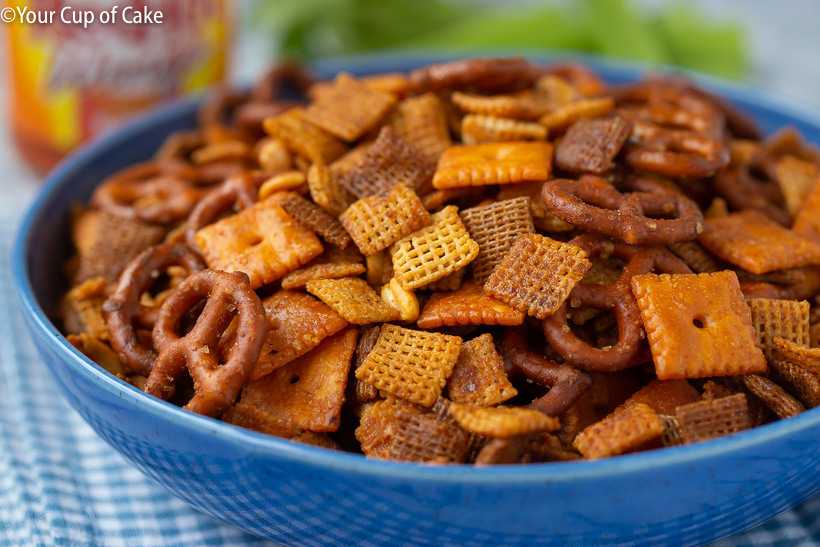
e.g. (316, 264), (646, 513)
(13, 53), (820, 547)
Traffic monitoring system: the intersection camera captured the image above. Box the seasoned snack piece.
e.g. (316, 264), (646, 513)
(409, 57), (544, 94)
(460, 197), (535, 284)
(355, 324), (462, 407)
(768, 357), (820, 408)
(60, 277), (109, 341)
(347, 325), (381, 404)
(102, 244), (207, 376)
(279, 193), (351, 248)
(388, 407), (470, 463)
(461, 114), (547, 145)
(90, 160), (210, 224)
(503, 347), (592, 416)
(542, 175), (704, 246)
(615, 82), (729, 177)
(355, 397), (422, 459)
(248, 290), (348, 380)
(659, 415), (684, 447)
(775, 156), (819, 217)
(474, 432), (580, 465)
(539, 97), (614, 134)
(222, 402), (299, 439)
(421, 268), (465, 292)
(280, 262), (366, 290)
(386, 93), (452, 161)
(365, 250), (394, 287)
(667, 240), (722, 274)
(145, 270), (267, 417)
(340, 183), (431, 256)
(741, 374), (805, 418)
(308, 72), (411, 101)
(306, 277), (400, 324)
(793, 176), (820, 243)
(631, 272), (767, 380)
(194, 194), (323, 289)
(339, 127), (435, 198)
(68, 333), (129, 377)
(416, 280), (524, 329)
(615, 379), (701, 416)
(432, 142), (553, 189)
(302, 73), (397, 142)
(485, 234), (591, 320)
(73, 211), (165, 285)
(675, 394), (751, 443)
(230, 330), (357, 432)
(190, 140), (250, 165)
(573, 403), (664, 459)
(307, 163), (356, 217)
(446, 333), (518, 407)
(555, 116), (633, 174)
(747, 298), (811, 358)
(542, 235), (691, 372)
(698, 210), (820, 274)
(256, 138), (292, 172)
(257, 171), (307, 199)
(448, 403), (560, 439)
(380, 278), (420, 323)
(185, 172), (266, 246)
(263, 107), (347, 164)
(773, 337), (820, 375)
(496, 180), (574, 232)
(451, 91), (542, 120)
(392, 206), (480, 290)
(357, 400), (469, 463)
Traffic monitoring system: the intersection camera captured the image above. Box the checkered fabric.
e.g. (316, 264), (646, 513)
(1, 197), (819, 546)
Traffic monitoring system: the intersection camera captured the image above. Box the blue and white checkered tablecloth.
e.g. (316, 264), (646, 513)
(1, 195), (819, 547)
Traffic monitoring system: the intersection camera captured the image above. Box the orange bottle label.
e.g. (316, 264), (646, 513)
(5, 0), (230, 169)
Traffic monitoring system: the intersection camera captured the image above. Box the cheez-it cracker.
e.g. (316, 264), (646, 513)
(229, 330), (358, 433)
(195, 193), (323, 289)
(432, 142), (553, 189)
(698, 210), (820, 274)
(632, 271), (767, 380)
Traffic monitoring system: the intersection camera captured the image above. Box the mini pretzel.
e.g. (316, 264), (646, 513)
(541, 175), (704, 245)
(713, 165), (790, 226)
(185, 172), (269, 246)
(504, 347), (592, 416)
(542, 234), (691, 371)
(145, 270), (266, 417)
(613, 82), (729, 177)
(91, 160), (209, 224)
(409, 57), (544, 94)
(102, 244), (206, 376)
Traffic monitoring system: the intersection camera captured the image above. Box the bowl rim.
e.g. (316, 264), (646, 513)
(13, 50), (820, 484)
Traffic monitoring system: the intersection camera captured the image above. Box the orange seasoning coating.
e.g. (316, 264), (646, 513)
(432, 142), (553, 189)
(631, 272), (767, 380)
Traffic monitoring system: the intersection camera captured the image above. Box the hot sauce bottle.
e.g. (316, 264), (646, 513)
(5, 0), (231, 173)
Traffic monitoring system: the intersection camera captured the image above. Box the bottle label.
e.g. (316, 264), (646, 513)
(6, 0), (229, 158)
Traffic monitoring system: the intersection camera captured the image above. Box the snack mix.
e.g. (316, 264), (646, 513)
(61, 58), (820, 465)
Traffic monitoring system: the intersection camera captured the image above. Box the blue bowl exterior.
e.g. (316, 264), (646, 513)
(13, 53), (820, 547)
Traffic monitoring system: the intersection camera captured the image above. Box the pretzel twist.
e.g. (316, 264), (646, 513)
(542, 234), (691, 371)
(145, 269), (266, 417)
